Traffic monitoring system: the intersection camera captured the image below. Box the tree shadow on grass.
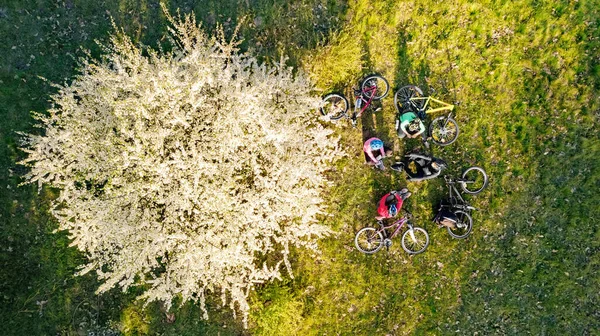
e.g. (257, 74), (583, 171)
(352, 38), (398, 207)
(392, 28), (433, 157)
(392, 29), (431, 92)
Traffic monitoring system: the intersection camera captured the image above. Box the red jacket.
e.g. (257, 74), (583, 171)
(377, 193), (403, 219)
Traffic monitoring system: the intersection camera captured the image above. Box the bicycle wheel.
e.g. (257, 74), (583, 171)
(460, 166), (488, 194)
(446, 210), (473, 239)
(401, 227), (429, 254)
(355, 227), (384, 254)
(429, 116), (459, 146)
(320, 94), (349, 120)
(361, 75), (389, 100)
(394, 85), (424, 112)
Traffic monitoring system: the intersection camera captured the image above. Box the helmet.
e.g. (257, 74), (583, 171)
(389, 204), (398, 217)
(408, 119), (421, 132)
(370, 139), (384, 150)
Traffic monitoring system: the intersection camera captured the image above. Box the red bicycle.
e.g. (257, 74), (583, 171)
(319, 75), (389, 126)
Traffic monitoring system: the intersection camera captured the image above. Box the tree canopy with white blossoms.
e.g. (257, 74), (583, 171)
(20, 8), (343, 325)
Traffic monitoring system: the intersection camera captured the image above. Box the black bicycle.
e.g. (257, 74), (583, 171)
(433, 167), (488, 238)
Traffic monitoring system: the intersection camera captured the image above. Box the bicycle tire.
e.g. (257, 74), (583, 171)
(361, 75), (389, 100)
(429, 116), (459, 146)
(460, 167), (488, 194)
(401, 227), (429, 254)
(320, 94), (349, 120)
(394, 85), (424, 112)
(354, 227), (384, 254)
(446, 210), (473, 239)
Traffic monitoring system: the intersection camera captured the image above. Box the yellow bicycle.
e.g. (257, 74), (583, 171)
(394, 85), (459, 146)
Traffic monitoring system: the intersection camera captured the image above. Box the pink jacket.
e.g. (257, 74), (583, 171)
(363, 137), (385, 163)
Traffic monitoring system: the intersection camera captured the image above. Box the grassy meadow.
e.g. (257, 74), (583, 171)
(1, 0), (598, 335)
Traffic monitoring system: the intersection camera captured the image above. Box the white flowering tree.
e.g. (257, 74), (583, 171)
(19, 9), (342, 325)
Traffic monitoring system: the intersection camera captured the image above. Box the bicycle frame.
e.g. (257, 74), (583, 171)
(351, 85), (378, 121)
(444, 177), (476, 211)
(377, 216), (412, 240)
(410, 96), (455, 115)
(448, 181), (465, 205)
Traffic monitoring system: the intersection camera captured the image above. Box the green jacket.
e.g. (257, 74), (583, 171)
(400, 112), (425, 136)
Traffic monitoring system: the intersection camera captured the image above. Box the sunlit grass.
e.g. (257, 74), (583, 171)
(1, 0), (598, 334)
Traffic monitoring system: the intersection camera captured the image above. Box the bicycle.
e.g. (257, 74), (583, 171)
(320, 75), (389, 126)
(394, 85), (459, 146)
(433, 167), (488, 238)
(354, 212), (429, 255)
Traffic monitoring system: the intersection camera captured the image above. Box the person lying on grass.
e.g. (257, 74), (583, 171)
(391, 154), (447, 182)
(397, 107), (430, 148)
(375, 189), (412, 221)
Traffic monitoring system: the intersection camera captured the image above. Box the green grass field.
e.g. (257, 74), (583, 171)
(1, 0), (598, 334)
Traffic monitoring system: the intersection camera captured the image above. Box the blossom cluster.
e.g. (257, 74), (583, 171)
(20, 9), (343, 325)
